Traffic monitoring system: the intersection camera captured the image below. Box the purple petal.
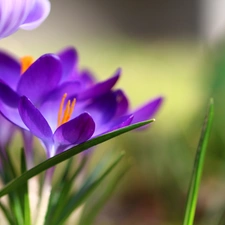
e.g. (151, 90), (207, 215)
(0, 115), (16, 149)
(54, 113), (95, 147)
(42, 81), (82, 102)
(132, 96), (163, 124)
(0, 82), (26, 129)
(77, 69), (121, 101)
(94, 115), (133, 136)
(0, 82), (20, 108)
(83, 92), (117, 126)
(17, 54), (62, 105)
(77, 69), (96, 87)
(20, 0), (51, 30)
(0, 51), (20, 90)
(18, 96), (53, 142)
(57, 47), (78, 81)
(114, 90), (129, 117)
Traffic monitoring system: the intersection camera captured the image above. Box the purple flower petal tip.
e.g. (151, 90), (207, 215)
(58, 47), (78, 80)
(54, 113), (95, 146)
(132, 96), (164, 124)
(77, 68), (121, 100)
(0, 0), (51, 38)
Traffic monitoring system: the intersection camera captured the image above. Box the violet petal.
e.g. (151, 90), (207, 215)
(0, 81), (20, 108)
(54, 112), (95, 146)
(83, 91), (117, 126)
(18, 96), (53, 142)
(77, 69), (121, 100)
(57, 47), (78, 81)
(17, 54), (62, 104)
(0, 51), (20, 90)
(0, 82), (27, 128)
(114, 89), (129, 117)
(77, 69), (96, 87)
(132, 96), (163, 124)
(94, 115), (133, 137)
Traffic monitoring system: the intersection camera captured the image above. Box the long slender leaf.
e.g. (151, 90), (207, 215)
(183, 99), (214, 225)
(0, 119), (154, 197)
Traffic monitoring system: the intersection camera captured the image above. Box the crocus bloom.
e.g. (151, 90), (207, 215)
(0, 0), (51, 38)
(0, 47), (163, 158)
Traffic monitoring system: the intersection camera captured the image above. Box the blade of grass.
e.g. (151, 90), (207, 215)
(0, 119), (154, 198)
(183, 99), (214, 225)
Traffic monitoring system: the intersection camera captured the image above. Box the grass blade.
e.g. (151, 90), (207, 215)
(183, 99), (214, 225)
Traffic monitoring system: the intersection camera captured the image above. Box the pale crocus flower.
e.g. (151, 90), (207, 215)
(0, 0), (50, 38)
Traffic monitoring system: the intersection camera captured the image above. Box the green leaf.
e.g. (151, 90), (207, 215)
(55, 151), (125, 225)
(183, 99), (214, 225)
(0, 119), (154, 198)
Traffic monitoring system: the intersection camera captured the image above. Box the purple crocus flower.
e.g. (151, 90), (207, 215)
(0, 47), (163, 159)
(0, 0), (51, 38)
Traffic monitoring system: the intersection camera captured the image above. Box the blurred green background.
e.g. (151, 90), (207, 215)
(2, 0), (225, 224)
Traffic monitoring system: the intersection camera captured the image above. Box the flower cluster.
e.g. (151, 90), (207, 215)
(0, 2), (165, 225)
(0, 47), (163, 161)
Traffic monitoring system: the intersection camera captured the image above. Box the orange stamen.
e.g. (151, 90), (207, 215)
(68, 98), (76, 118)
(57, 93), (67, 127)
(20, 56), (34, 74)
(57, 93), (76, 127)
(61, 100), (71, 124)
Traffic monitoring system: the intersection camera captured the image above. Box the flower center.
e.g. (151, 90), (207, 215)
(20, 56), (34, 74)
(57, 93), (76, 127)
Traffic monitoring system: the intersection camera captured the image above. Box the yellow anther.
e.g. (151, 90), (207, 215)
(20, 56), (34, 74)
(57, 93), (76, 127)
